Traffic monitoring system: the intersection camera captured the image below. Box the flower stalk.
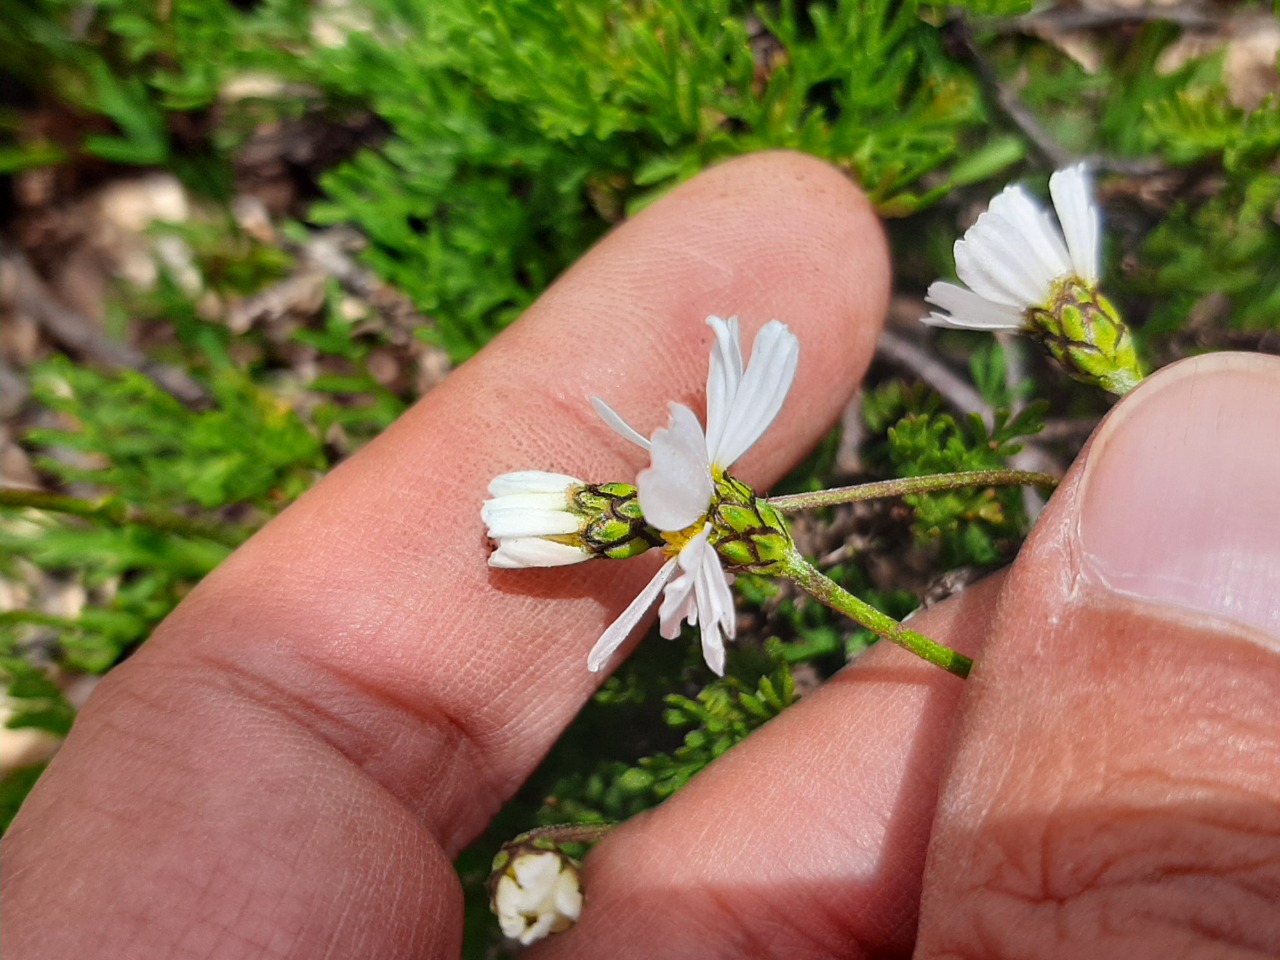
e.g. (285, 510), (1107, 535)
(766, 469), (1058, 513)
(781, 555), (973, 679)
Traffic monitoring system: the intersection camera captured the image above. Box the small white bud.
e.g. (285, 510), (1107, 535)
(491, 850), (583, 945)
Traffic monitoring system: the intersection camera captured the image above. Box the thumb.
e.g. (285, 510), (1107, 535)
(918, 353), (1280, 959)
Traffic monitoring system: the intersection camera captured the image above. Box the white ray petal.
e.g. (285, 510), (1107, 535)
(955, 188), (1065, 307)
(513, 851), (561, 890)
(495, 877), (525, 938)
(487, 471), (581, 498)
(953, 237), (1045, 308)
(989, 185), (1073, 281)
(481, 505), (580, 539)
(654, 527), (737, 675)
(590, 396), (651, 451)
(637, 402), (714, 531)
(703, 315), (744, 460)
(657, 569), (696, 640)
(587, 558), (678, 672)
(521, 915), (555, 945)
(923, 281), (1026, 330)
(1050, 164), (1099, 282)
(657, 525), (709, 639)
(554, 870), (583, 919)
(706, 319), (799, 469)
(489, 538), (592, 568)
(482, 491), (576, 518)
(692, 544), (735, 677)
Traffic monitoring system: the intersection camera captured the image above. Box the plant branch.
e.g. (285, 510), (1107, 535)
(1009, 5), (1218, 33)
(877, 329), (992, 426)
(1, 246), (208, 406)
(766, 469), (1058, 514)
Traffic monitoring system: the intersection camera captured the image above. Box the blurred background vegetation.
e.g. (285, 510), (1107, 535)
(1, 0), (1277, 952)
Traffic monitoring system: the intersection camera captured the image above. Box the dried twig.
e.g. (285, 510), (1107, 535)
(943, 17), (1170, 178)
(287, 226), (431, 337)
(2, 247), (208, 406)
(993, 332), (1049, 515)
(877, 329), (991, 424)
(1009, 5), (1219, 34)
(0, 360), (29, 418)
(944, 17), (1074, 168)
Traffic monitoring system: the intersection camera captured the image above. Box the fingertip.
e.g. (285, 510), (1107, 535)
(477, 150), (886, 474)
(534, 577), (1005, 960)
(919, 352), (1280, 957)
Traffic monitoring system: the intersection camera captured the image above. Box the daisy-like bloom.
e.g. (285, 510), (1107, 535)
(491, 850), (583, 945)
(923, 164), (1143, 395)
(586, 316), (800, 676)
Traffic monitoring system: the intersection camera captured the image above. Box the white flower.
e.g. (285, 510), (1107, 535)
(492, 850), (583, 945)
(586, 316), (800, 676)
(923, 164), (1100, 330)
(482, 471), (594, 568)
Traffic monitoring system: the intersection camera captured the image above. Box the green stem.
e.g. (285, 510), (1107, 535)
(507, 823), (616, 849)
(766, 469), (1057, 513)
(0, 488), (246, 548)
(782, 555), (972, 679)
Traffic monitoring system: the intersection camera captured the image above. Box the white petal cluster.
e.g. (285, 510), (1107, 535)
(587, 316), (799, 676)
(492, 850), (583, 945)
(924, 164), (1100, 330)
(482, 471), (592, 568)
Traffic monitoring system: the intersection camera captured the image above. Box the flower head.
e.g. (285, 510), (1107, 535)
(490, 850), (583, 945)
(586, 315), (800, 675)
(483, 472), (663, 567)
(924, 164), (1099, 330)
(923, 164), (1142, 395)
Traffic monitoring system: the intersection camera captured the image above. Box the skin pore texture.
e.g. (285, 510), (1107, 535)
(4, 153), (1280, 960)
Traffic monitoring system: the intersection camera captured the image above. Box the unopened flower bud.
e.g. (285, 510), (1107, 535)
(488, 824), (610, 945)
(490, 848), (583, 945)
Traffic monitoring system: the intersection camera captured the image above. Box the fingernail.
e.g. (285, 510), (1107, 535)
(1078, 353), (1280, 645)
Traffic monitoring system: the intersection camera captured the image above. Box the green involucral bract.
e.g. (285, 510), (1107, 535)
(573, 482), (664, 560)
(1029, 278), (1144, 396)
(707, 475), (796, 575)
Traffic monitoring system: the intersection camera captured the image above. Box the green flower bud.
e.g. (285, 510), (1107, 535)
(1028, 279), (1144, 396)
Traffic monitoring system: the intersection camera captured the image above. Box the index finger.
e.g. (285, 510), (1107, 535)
(3, 151), (889, 959)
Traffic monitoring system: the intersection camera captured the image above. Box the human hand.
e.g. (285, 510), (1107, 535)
(4, 152), (1279, 959)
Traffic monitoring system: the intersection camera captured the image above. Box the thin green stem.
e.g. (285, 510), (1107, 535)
(766, 469), (1057, 513)
(507, 823), (616, 849)
(0, 488), (247, 548)
(782, 555), (972, 679)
